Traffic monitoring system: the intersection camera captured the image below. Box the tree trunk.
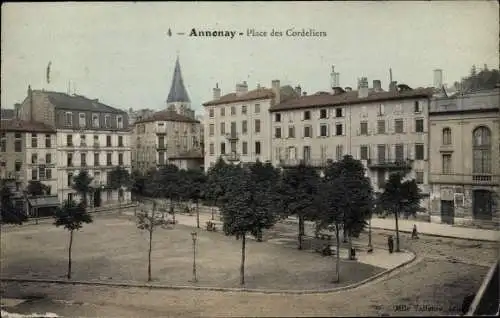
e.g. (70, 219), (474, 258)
(334, 223), (340, 283)
(343, 226), (348, 243)
(240, 233), (246, 286)
(348, 230), (354, 260)
(394, 206), (401, 252)
(298, 215), (304, 250)
(148, 228), (153, 282)
(196, 201), (200, 228)
(67, 230), (74, 279)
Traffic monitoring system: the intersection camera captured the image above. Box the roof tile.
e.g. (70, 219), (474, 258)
(134, 110), (199, 124)
(0, 119), (56, 133)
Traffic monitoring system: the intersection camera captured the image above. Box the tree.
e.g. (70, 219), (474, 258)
(378, 172), (421, 252)
(183, 169), (207, 228)
(108, 167), (132, 213)
(136, 200), (166, 282)
(461, 66), (499, 92)
(205, 157), (230, 220)
(71, 170), (93, 208)
(0, 182), (26, 224)
(220, 165), (279, 285)
(26, 181), (50, 196)
(53, 200), (93, 279)
(155, 164), (180, 222)
(279, 162), (321, 250)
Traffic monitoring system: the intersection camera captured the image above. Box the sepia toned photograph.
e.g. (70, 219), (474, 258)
(1, 1), (499, 317)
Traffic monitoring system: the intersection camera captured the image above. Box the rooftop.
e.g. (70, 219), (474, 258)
(203, 85), (299, 107)
(134, 110), (200, 124)
(167, 57), (191, 104)
(0, 119), (56, 133)
(1, 109), (15, 120)
(269, 87), (435, 112)
(430, 88), (500, 114)
(31, 90), (126, 114)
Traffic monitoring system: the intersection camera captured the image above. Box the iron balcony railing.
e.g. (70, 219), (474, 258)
(279, 158), (331, 168)
(366, 158), (413, 170)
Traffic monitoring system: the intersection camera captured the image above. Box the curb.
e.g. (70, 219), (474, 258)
(0, 250), (416, 295)
(370, 226), (500, 243)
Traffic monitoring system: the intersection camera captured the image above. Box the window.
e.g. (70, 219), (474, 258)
(209, 109), (214, 118)
(15, 161), (21, 172)
(118, 136), (124, 147)
(93, 135), (99, 146)
(378, 104), (385, 116)
(415, 171), (424, 184)
(255, 104), (260, 113)
(303, 111), (311, 120)
(104, 115), (111, 128)
(442, 128), (452, 145)
(107, 153), (112, 166)
(118, 153), (124, 165)
(415, 119), (424, 133)
(360, 122), (368, 135)
(320, 109), (328, 119)
(377, 120), (386, 134)
(336, 145), (343, 160)
(67, 135), (73, 146)
(473, 126), (491, 174)
(67, 193), (73, 201)
(335, 108), (343, 118)
(1, 133), (6, 152)
(209, 124), (214, 136)
(231, 106), (236, 116)
(31, 133), (38, 148)
(79, 113), (86, 128)
(46, 169), (52, 180)
(275, 113), (281, 122)
(46, 153), (52, 164)
(67, 153), (73, 166)
(31, 153), (37, 164)
(117, 116), (123, 129)
(377, 144), (386, 162)
(94, 153), (100, 166)
(242, 141), (248, 155)
(209, 143), (214, 155)
(288, 126), (295, 138)
(395, 119), (404, 134)
(442, 154), (452, 174)
(415, 144), (424, 160)
(335, 123), (343, 136)
(64, 112), (73, 127)
(14, 133), (22, 152)
(275, 127), (281, 138)
(159, 152), (165, 165)
(242, 120), (248, 134)
(105, 135), (111, 147)
(39, 168), (46, 181)
(220, 142), (226, 155)
(92, 114), (99, 128)
(303, 146), (311, 161)
(255, 141), (261, 155)
(220, 108), (225, 117)
(414, 101), (422, 113)
(360, 145), (368, 160)
(320, 124), (328, 137)
(220, 122), (226, 135)
(45, 134), (51, 148)
(304, 126), (311, 138)
(31, 168), (37, 180)
(81, 153), (87, 166)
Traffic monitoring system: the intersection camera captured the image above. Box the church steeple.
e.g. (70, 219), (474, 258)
(167, 56), (190, 104)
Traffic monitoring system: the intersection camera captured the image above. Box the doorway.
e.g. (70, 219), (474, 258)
(93, 188), (102, 208)
(440, 200), (455, 224)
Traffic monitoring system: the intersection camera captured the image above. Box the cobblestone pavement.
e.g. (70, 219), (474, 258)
(1, 211), (498, 317)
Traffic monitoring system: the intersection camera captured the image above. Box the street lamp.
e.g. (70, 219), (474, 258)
(190, 231), (198, 282)
(368, 211), (373, 253)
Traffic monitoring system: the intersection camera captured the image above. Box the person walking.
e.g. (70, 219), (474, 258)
(411, 224), (419, 239)
(388, 235), (394, 254)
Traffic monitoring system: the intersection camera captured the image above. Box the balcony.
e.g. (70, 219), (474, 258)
(439, 144), (454, 152)
(367, 158), (413, 170)
(279, 158), (330, 168)
(93, 142), (100, 148)
(429, 173), (500, 186)
(225, 133), (239, 141)
(224, 152), (241, 162)
(157, 144), (167, 150)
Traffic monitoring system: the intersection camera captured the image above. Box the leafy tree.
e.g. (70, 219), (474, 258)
(155, 164), (180, 222)
(183, 169), (207, 228)
(136, 200), (166, 282)
(378, 172), (421, 252)
(0, 182), (26, 224)
(108, 167), (132, 212)
(53, 200), (93, 279)
(461, 66), (499, 92)
(71, 170), (93, 208)
(279, 162), (321, 250)
(220, 165), (279, 285)
(26, 181), (50, 196)
(205, 157), (230, 220)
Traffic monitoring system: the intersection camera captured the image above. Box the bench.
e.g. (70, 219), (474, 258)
(206, 220), (223, 232)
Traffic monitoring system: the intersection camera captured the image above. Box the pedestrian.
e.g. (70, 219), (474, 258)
(388, 235), (394, 254)
(411, 224), (419, 239)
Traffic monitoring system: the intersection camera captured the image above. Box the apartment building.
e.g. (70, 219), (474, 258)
(269, 78), (434, 212)
(202, 80), (299, 170)
(428, 89), (500, 227)
(17, 86), (132, 207)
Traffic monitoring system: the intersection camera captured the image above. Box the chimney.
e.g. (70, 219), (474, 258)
(272, 79), (281, 105)
(332, 87), (345, 95)
(14, 103), (21, 119)
(213, 83), (221, 100)
(357, 77), (369, 98)
(235, 81), (248, 96)
(344, 87), (352, 92)
(294, 85), (302, 97)
(389, 81), (398, 92)
(330, 65), (340, 91)
(433, 69), (443, 88)
(373, 80), (382, 92)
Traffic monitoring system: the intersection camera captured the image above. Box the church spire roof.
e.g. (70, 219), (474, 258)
(167, 56), (190, 103)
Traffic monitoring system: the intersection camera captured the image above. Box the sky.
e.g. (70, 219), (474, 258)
(2, 1), (499, 115)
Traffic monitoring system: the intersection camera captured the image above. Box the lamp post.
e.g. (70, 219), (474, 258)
(190, 231), (198, 282)
(368, 212), (373, 253)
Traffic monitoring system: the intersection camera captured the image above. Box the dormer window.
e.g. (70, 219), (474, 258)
(104, 115), (111, 128)
(92, 114), (99, 128)
(117, 116), (123, 129)
(64, 112), (73, 127)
